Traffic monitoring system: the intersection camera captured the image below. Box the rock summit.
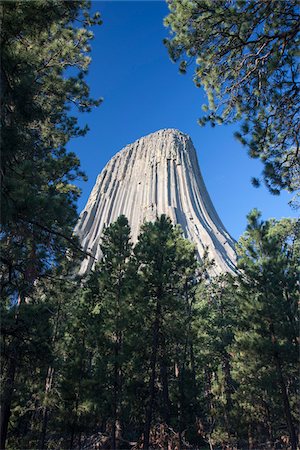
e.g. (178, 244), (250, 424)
(75, 129), (236, 275)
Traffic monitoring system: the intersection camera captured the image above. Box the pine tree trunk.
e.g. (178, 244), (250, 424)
(115, 344), (123, 449)
(159, 337), (170, 425)
(112, 410), (123, 448)
(222, 352), (233, 437)
(177, 360), (185, 450)
(40, 406), (49, 450)
(283, 289), (299, 347)
(274, 355), (297, 450)
(70, 390), (80, 450)
(112, 277), (123, 450)
(143, 300), (161, 450)
(112, 337), (119, 450)
(189, 340), (197, 392)
(247, 424), (254, 449)
(0, 296), (23, 450)
(40, 294), (62, 449)
(0, 351), (17, 450)
(40, 366), (55, 449)
(70, 426), (75, 450)
(186, 282), (197, 394)
(205, 367), (215, 447)
(70, 334), (85, 450)
(262, 397), (274, 447)
(270, 324), (297, 450)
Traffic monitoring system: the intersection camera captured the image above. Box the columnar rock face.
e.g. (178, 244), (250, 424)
(75, 129), (236, 275)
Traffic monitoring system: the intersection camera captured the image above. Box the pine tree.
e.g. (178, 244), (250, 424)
(0, 3), (101, 447)
(59, 216), (134, 448)
(0, 301), (53, 448)
(194, 274), (238, 448)
(1, 0), (102, 293)
(233, 210), (299, 449)
(0, 260), (83, 449)
(192, 213), (299, 449)
(133, 215), (197, 449)
(164, 0), (300, 197)
(96, 215), (133, 449)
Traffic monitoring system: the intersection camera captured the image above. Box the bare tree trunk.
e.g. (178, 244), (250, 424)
(275, 355), (297, 450)
(39, 366), (55, 449)
(112, 336), (119, 450)
(112, 274), (124, 450)
(270, 323), (297, 450)
(0, 349), (17, 450)
(39, 292), (63, 449)
(222, 352), (233, 438)
(160, 336), (170, 425)
(247, 424), (254, 450)
(0, 295), (23, 450)
(143, 300), (161, 450)
(176, 358), (185, 450)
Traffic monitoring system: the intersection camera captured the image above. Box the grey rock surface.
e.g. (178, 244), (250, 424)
(75, 129), (236, 275)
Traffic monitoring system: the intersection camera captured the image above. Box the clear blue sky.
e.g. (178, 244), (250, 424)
(71, 0), (297, 240)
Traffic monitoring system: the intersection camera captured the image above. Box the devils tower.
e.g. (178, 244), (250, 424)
(75, 129), (236, 275)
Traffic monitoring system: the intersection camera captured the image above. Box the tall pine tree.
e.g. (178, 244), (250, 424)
(133, 215), (197, 449)
(233, 211), (299, 449)
(0, 2), (101, 448)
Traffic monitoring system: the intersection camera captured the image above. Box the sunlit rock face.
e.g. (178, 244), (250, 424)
(75, 129), (236, 275)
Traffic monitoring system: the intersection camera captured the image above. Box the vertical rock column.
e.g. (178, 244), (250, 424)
(75, 129), (236, 275)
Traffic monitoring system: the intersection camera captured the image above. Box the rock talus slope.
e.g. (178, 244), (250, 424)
(75, 129), (236, 275)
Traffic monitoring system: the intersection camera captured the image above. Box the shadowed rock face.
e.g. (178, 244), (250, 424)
(75, 129), (236, 275)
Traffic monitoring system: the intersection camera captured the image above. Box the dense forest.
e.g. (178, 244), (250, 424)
(0, 1), (299, 450)
(1, 213), (299, 449)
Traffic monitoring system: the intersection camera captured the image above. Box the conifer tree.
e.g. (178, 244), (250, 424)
(1, 261), (82, 449)
(192, 213), (299, 449)
(96, 215), (133, 449)
(62, 216), (134, 448)
(0, 296), (53, 449)
(134, 215), (197, 449)
(164, 0), (300, 196)
(1, 0), (102, 294)
(194, 275), (238, 447)
(233, 211), (299, 449)
(0, 2), (101, 447)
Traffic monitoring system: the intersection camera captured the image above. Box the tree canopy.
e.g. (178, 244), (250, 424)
(164, 0), (300, 197)
(0, 2), (101, 447)
(0, 0), (102, 298)
(2, 214), (298, 449)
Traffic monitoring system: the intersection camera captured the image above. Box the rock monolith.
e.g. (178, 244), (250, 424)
(75, 129), (236, 275)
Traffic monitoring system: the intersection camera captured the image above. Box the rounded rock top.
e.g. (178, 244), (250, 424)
(75, 129), (237, 276)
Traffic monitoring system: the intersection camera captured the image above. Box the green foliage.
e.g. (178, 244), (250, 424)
(194, 275), (238, 445)
(187, 211), (299, 448)
(232, 210), (299, 444)
(133, 215), (198, 429)
(3, 214), (298, 449)
(164, 0), (300, 196)
(0, 0), (102, 298)
(0, 3), (101, 448)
